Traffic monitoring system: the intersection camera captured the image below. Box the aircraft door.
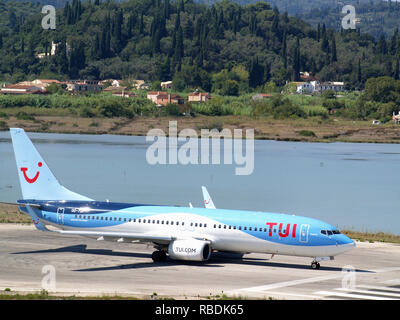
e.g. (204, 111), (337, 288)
(299, 224), (309, 243)
(57, 208), (64, 225)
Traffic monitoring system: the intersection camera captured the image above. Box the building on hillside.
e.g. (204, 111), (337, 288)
(66, 80), (102, 92)
(313, 81), (344, 93)
(147, 91), (168, 103)
(0, 84), (43, 94)
(393, 111), (400, 124)
(131, 80), (149, 90)
(100, 79), (123, 87)
(112, 91), (137, 98)
(252, 93), (272, 100)
(294, 82), (314, 94)
(188, 91), (211, 102)
(36, 41), (71, 59)
(300, 72), (318, 82)
(161, 81), (173, 89)
(103, 86), (128, 92)
(20, 79), (63, 91)
(156, 93), (184, 106)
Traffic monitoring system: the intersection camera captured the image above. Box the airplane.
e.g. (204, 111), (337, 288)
(4, 128), (355, 270)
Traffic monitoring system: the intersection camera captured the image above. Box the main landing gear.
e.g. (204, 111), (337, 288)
(311, 261), (320, 270)
(152, 250), (167, 262)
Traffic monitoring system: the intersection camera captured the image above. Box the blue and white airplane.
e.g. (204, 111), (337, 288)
(5, 128), (355, 269)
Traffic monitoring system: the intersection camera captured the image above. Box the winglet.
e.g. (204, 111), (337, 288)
(25, 205), (50, 231)
(201, 186), (216, 209)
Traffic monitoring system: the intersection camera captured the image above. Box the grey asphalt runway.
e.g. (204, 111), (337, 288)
(0, 224), (399, 300)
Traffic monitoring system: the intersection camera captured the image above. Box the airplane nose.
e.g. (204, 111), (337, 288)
(336, 234), (356, 250)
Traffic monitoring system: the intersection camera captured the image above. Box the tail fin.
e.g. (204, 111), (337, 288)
(201, 186), (216, 209)
(10, 128), (93, 201)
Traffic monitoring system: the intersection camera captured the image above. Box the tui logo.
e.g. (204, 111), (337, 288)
(21, 162), (42, 184)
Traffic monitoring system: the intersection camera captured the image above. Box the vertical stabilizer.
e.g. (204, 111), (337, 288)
(10, 128), (93, 201)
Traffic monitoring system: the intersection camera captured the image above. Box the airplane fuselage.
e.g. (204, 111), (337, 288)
(19, 200), (355, 259)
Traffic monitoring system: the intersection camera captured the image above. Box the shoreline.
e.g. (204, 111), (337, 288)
(1, 115), (400, 144)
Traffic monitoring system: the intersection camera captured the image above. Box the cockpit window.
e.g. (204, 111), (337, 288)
(321, 229), (341, 236)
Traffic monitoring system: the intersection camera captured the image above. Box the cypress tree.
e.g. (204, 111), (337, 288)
(292, 38), (300, 81)
(394, 59), (399, 80)
(280, 31), (287, 69)
(331, 35), (337, 62)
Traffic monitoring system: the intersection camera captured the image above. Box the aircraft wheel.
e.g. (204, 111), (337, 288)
(311, 261), (320, 270)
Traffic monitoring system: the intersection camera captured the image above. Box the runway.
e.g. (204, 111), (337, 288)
(1, 224), (399, 300)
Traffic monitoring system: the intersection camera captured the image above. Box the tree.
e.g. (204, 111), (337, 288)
(331, 35), (337, 62)
(249, 57), (264, 88)
(292, 37), (300, 81)
(221, 79), (239, 96)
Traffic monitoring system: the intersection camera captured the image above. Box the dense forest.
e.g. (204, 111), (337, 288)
(1, 0), (400, 94)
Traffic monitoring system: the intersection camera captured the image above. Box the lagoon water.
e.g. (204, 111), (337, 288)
(1, 130), (400, 235)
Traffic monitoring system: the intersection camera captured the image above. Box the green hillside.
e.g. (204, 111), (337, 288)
(0, 0), (399, 92)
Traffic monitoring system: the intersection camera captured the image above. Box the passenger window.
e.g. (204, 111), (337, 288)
(166, 221), (169, 225)
(161, 221), (164, 224)
(239, 226), (242, 230)
(124, 218), (126, 222)
(228, 226), (231, 229)
(254, 227), (257, 231)
(133, 219), (136, 222)
(223, 225), (226, 229)
(218, 225), (221, 229)
(138, 219), (141, 223)
(101, 217), (104, 220)
(96, 216), (99, 220)
(182, 222), (185, 226)
(129, 218), (131, 222)
(249, 227), (252, 231)
(195, 223), (198, 227)
(204, 224), (207, 228)
(157, 220), (159, 224)
(171, 221), (174, 225)
(244, 227), (247, 231)
(152, 220), (155, 224)
(119, 218), (121, 221)
(199, 223), (202, 227)
(214, 224), (216, 228)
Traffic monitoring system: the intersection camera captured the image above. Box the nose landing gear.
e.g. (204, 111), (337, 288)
(311, 261), (320, 269)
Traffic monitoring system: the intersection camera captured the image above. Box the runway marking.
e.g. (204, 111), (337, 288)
(381, 279), (400, 285)
(314, 290), (397, 300)
(237, 273), (344, 292)
(236, 267), (400, 294)
(357, 284), (400, 293)
(335, 287), (400, 299)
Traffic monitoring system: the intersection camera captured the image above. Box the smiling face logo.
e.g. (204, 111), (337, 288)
(21, 162), (42, 184)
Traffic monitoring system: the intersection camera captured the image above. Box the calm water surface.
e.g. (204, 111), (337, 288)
(1, 131), (399, 234)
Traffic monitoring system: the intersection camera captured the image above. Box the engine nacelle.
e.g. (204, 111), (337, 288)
(168, 239), (211, 261)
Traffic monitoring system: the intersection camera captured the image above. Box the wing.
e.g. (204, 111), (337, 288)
(54, 229), (173, 244)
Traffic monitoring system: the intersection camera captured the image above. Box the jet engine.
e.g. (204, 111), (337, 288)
(168, 239), (211, 261)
